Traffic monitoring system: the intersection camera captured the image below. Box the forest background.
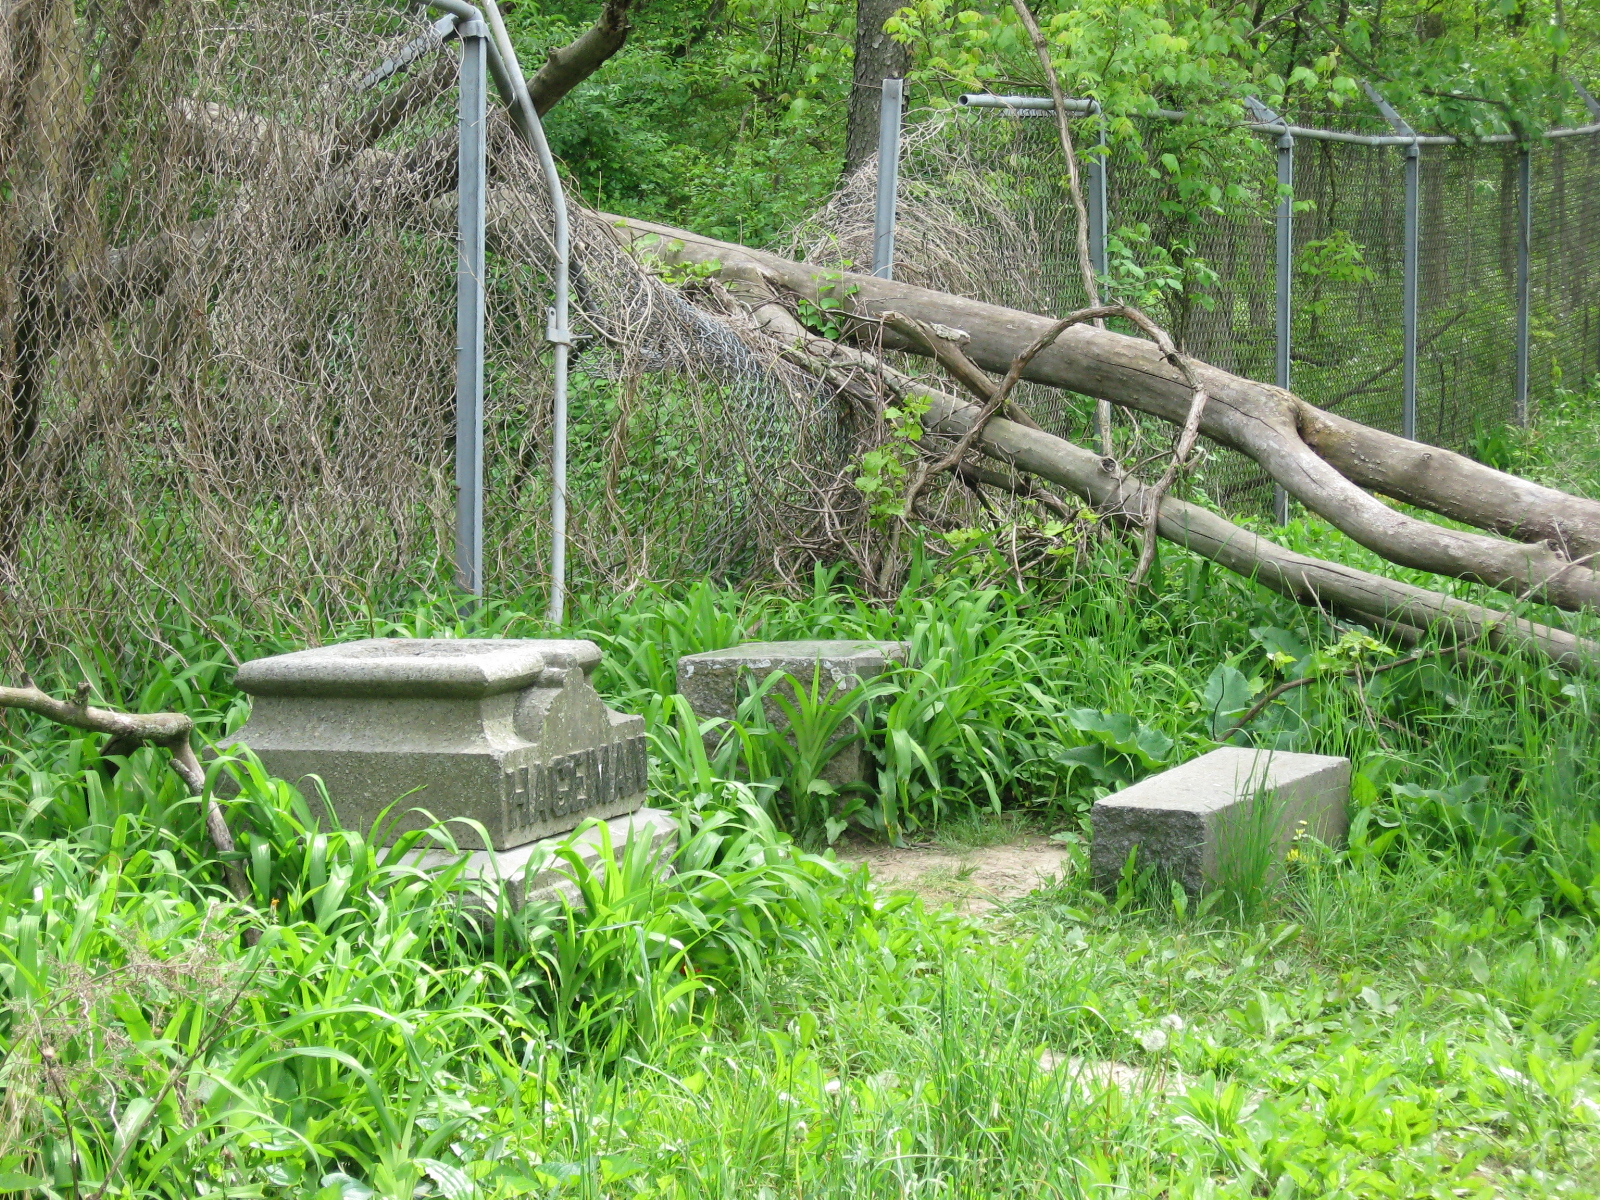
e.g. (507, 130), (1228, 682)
(513, 0), (1597, 248)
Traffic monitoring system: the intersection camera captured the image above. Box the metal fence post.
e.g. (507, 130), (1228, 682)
(1087, 104), (1107, 278)
(1363, 84), (1427, 441)
(1401, 141), (1420, 441)
(453, 17), (488, 596)
(1274, 129), (1295, 522)
(1365, 83), (1422, 442)
(1515, 145), (1532, 426)
(873, 78), (904, 280)
(1248, 97), (1295, 523)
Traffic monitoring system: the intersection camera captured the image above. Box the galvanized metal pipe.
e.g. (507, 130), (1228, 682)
(428, 1), (490, 597)
(873, 78), (904, 279)
(1400, 143), (1421, 441)
(1245, 97), (1296, 522)
(1364, 83), (1423, 442)
(476, 0), (573, 624)
(958, 93), (1598, 144)
(1515, 146), (1532, 426)
(1086, 117), (1108, 278)
(1274, 129), (1295, 522)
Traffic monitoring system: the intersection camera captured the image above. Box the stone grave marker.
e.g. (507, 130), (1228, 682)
(222, 638), (669, 905)
(1089, 746), (1350, 896)
(675, 640), (907, 784)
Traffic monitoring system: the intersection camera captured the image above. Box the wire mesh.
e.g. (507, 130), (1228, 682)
(864, 105), (1600, 515)
(1533, 135), (1600, 403)
(0, 0), (871, 666)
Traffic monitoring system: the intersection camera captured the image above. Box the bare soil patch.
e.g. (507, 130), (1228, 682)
(836, 834), (1073, 914)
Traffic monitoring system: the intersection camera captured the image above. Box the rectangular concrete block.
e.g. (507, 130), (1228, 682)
(1090, 747), (1350, 896)
(675, 640), (907, 784)
(221, 639), (647, 851)
(415, 806), (679, 912)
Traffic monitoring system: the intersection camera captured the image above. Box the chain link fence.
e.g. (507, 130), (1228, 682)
(0, 0), (864, 667)
(7, 3), (1599, 667)
(866, 100), (1600, 515)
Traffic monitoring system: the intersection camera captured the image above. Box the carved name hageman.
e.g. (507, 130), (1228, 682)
(504, 736), (649, 829)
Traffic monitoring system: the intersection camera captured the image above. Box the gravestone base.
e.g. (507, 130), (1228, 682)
(415, 807), (678, 912)
(1090, 747), (1350, 896)
(220, 638), (647, 851)
(675, 640), (908, 785)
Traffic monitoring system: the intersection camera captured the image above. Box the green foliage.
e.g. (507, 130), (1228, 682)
(852, 392), (930, 525)
(1101, 221), (1220, 312)
(1297, 228), (1377, 337)
(0, 732), (902, 1195)
(508, 1), (857, 245)
(10, 507), (1600, 1190)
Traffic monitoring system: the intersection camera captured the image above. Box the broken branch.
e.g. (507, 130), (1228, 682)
(0, 681), (250, 902)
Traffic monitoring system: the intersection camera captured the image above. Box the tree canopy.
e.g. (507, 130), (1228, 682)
(502, 1), (1597, 246)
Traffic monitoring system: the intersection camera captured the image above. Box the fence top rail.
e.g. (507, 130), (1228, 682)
(955, 92), (1600, 146)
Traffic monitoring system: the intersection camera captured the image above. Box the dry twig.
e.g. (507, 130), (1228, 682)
(1009, 0), (1114, 453)
(0, 680), (249, 902)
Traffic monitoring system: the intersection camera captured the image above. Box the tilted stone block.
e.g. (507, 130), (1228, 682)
(675, 640), (908, 784)
(1090, 747), (1350, 896)
(414, 806), (679, 913)
(222, 638), (647, 851)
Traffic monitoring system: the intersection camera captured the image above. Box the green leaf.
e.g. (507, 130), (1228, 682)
(320, 1174), (376, 1200)
(1203, 666), (1254, 737)
(418, 1158), (475, 1200)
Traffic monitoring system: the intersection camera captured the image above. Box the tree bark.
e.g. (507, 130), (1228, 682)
(735, 289), (1597, 672)
(527, 0), (637, 115)
(843, 0), (910, 176)
(600, 213), (1600, 614)
(0, 682), (252, 901)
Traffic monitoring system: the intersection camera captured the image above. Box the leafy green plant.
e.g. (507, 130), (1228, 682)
(853, 392), (931, 526)
(1099, 221), (1220, 315)
(733, 667), (899, 848)
(1297, 229), (1377, 336)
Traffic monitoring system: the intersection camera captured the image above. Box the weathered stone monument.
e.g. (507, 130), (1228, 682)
(1090, 747), (1350, 896)
(223, 638), (670, 904)
(675, 640), (907, 783)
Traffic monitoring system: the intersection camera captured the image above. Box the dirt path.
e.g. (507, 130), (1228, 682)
(835, 835), (1074, 914)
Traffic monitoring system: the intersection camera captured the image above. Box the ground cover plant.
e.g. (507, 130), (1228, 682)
(4, 390), (1600, 1196)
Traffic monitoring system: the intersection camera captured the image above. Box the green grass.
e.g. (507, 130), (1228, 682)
(5, 392), (1600, 1196)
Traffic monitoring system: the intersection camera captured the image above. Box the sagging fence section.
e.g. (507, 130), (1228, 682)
(0, 1), (851, 666)
(856, 87), (1600, 515)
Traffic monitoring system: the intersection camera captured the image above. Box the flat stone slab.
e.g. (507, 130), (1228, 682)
(1090, 747), (1350, 896)
(676, 640), (908, 783)
(222, 638), (646, 851)
(415, 806), (678, 912)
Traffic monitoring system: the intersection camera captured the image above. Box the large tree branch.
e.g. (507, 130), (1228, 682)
(0, 681), (250, 900)
(601, 213), (1600, 614)
(740, 291), (1596, 672)
(148, 94), (1600, 590)
(527, 0), (636, 115)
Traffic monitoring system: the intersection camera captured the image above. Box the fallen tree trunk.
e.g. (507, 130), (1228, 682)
(605, 214), (1600, 614)
(738, 290), (1599, 672)
(80, 93), (1600, 649)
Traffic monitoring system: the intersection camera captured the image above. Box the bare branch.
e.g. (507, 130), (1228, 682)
(528, 0), (637, 115)
(0, 682), (249, 901)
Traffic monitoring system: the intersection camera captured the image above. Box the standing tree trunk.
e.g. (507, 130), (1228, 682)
(843, 0), (909, 177)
